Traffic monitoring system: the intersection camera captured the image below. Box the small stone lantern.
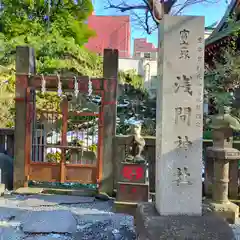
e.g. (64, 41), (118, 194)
(206, 107), (240, 223)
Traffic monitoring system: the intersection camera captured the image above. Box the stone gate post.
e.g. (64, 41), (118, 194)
(99, 49), (118, 195)
(14, 46), (36, 189)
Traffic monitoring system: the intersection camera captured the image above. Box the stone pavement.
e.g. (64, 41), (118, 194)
(1, 193), (240, 239)
(0, 194), (136, 240)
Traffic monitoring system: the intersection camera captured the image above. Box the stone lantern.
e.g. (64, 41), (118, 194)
(206, 106), (240, 223)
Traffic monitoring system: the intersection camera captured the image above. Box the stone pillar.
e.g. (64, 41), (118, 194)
(155, 15), (204, 215)
(135, 15), (235, 240)
(99, 49), (118, 196)
(207, 128), (239, 223)
(204, 154), (214, 197)
(14, 46), (36, 189)
(229, 160), (239, 199)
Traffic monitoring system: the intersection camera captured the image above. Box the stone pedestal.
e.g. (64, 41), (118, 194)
(207, 201), (239, 224)
(114, 161), (149, 215)
(116, 162), (149, 202)
(206, 128), (239, 223)
(135, 203), (235, 240)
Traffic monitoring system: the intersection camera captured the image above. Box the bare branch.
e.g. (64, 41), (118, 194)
(145, 10), (150, 34)
(106, 0), (221, 34)
(106, 0), (147, 12)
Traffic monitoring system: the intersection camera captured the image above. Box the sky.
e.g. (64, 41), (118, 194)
(93, 0), (229, 50)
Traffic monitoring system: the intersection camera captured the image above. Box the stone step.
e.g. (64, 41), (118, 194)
(118, 181), (149, 186)
(114, 201), (138, 217)
(13, 187), (97, 197)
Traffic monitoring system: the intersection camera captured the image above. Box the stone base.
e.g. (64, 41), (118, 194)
(116, 182), (149, 202)
(114, 201), (138, 218)
(207, 200), (239, 224)
(13, 187), (97, 196)
(0, 184), (5, 196)
(135, 203), (235, 240)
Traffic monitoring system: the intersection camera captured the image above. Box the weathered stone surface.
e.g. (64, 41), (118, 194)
(116, 182), (149, 202)
(0, 227), (25, 240)
(207, 147), (240, 160)
(24, 234), (71, 240)
(74, 220), (114, 239)
(0, 208), (16, 221)
(207, 200), (239, 224)
(22, 210), (77, 233)
(18, 195), (95, 207)
(74, 219), (136, 240)
(114, 201), (138, 217)
(135, 203), (235, 240)
(155, 15), (204, 215)
(0, 203), (24, 222)
(14, 187), (43, 195)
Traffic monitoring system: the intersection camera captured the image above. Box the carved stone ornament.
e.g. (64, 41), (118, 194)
(125, 123), (146, 163)
(209, 106), (240, 131)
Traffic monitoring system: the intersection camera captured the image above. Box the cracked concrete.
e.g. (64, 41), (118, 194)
(0, 194), (136, 240)
(1, 194), (239, 239)
(21, 210), (77, 234)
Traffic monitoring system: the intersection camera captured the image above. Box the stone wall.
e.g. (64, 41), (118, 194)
(114, 136), (240, 198)
(1, 127), (240, 198)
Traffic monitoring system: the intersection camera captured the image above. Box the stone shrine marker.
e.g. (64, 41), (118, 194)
(156, 15), (204, 215)
(135, 15), (235, 240)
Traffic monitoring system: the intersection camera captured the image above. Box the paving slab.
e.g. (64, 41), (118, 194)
(73, 219), (114, 239)
(22, 210), (77, 234)
(17, 195), (95, 207)
(0, 196), (136, 239)
(0, 227), (25, 240)
(0, 206), (21, 221)
(24, 234), (72, 240)
(14, 187), (44, 195)
(0, 210), (15, 221)
(136, 202), (235, 240)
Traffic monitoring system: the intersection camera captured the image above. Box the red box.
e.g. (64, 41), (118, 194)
(119, 162), (147, 183)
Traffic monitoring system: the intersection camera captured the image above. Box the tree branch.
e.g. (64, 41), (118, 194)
(106, 0), (220, 34)
(106, 1), (147, 12)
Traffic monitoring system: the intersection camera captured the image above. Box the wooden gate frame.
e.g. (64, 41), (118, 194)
(14, 46), (118, 195)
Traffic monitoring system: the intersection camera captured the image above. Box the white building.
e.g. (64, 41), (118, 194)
(118, 57), (158, 98)
(119, 26), (215, 97)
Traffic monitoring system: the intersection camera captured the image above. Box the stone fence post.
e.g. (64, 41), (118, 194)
(14, 46), (36, 189)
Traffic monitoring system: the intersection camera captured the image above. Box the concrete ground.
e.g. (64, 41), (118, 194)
(1, 193), (240, 239)
(231, 220), (240, 239)
(0, 194), (136, 240)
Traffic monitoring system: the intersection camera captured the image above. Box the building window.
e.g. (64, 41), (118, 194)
(151, 76), (157, 88)
(144, 52), (151, 59)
